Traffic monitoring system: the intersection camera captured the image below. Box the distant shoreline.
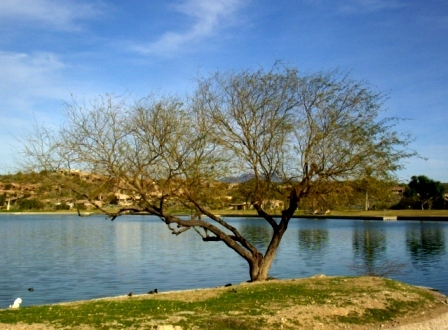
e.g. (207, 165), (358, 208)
(1, 210), (448, 221)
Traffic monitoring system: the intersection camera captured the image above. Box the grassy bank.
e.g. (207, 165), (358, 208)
(2, 209), (448, 219)
(1, 277), (447, 329)
(213, 208), (448, 219)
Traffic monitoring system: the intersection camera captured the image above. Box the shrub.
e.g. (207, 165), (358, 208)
(17, 198), (45, 210)
(55, 203), (71, 210)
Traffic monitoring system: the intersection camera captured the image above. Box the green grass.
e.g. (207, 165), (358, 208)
(209, 208), (448, 218)
(1, 277), (445, 329)
(2, 208), (448, 219)
(321, 209), (448, 217)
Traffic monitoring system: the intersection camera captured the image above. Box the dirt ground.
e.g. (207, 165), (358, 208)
(150, 277), (448, 330)
(2, 277), (448, 330)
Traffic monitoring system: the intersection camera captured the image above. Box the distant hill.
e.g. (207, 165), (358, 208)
(220, 173), (254, 183)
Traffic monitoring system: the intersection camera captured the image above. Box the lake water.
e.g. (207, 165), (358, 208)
(1, 214), (447, 307)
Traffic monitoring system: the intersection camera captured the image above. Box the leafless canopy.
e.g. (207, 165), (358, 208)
(20, 65), (416, 281)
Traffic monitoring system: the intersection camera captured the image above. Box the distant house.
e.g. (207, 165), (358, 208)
(391, 186), (405, 195)
(229, 200), (284, 211)
(229, 203), (250, 210)
(262, 199), (284, 210)
(115, 192), (133, 206)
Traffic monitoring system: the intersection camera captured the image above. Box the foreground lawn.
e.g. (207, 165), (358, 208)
(1, 276), (447, 329)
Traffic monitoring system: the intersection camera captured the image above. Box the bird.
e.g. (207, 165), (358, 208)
(128, 292), (133, 297)
(148, 289), (158, 294)
(28, 287), (34, 292)
(9, 298), (22, 308)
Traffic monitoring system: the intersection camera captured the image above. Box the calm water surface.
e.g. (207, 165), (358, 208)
(1, 214), (447, 307)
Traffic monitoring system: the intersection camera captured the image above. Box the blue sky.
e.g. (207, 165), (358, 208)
(0, 0), (447, 182)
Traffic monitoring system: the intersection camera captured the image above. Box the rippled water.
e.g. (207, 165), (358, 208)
(1, 214), (447, 307)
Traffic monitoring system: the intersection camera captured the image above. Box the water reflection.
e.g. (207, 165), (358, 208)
(295, 228), (330, 274)
(352, 225), (386, 274)
(298, 229), (329, 252)
(406, 225), (446, 262)
(2, 216), (448, 307)
(238, 222), (272, 251)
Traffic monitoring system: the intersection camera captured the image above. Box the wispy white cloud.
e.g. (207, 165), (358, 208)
(0, 51), (69, 172)
(0, 51), (65, 100)
(0, 0), (103, 30)
(132, 0), (247, 56)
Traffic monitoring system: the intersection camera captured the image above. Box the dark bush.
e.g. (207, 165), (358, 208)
(55, 203), (71, 210)
(17, 198), (45, 210)
(75, 203), (86, 210)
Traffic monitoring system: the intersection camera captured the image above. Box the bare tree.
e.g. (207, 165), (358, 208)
(191, 67), (416, 280)
(19, 65), (417, 282)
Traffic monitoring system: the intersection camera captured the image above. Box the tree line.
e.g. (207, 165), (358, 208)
(2, 173), (445, 212)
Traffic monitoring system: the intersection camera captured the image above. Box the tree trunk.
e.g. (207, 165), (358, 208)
(365, 190), (369, 211)
(247, 224), (289, 282)
(248, 254), (273, 282)
(248, 186), (301, 282)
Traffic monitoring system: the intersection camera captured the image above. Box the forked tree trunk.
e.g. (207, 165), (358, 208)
(249, 254), (273, 282)
(248, 188), (303, 281)
(249, 255), (266, 282)
(247, 225), (289, 282)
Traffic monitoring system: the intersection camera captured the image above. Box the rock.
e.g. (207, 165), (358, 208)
(311, 274), (326, 278)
